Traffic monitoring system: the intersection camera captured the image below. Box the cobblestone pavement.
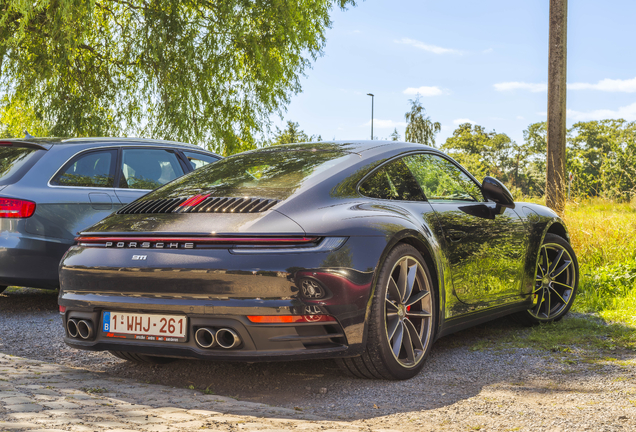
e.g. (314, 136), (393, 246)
(0, 354), (382, 432)
(2, 351), (636, 432)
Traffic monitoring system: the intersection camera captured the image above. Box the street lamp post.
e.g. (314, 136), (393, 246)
(367, 93), (374, 140)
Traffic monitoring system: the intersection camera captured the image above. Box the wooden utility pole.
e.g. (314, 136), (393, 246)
(546, 0), (568, 215)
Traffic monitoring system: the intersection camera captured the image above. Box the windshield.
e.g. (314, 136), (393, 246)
(0, 147), (41, 185)
(150, 144), (355, 200)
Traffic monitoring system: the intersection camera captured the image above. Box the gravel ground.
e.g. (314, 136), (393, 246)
(1, 286), (635, 431)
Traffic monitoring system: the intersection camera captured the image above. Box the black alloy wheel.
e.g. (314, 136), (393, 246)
(336, 244), (436, 380)
(515, 233), (579, 325)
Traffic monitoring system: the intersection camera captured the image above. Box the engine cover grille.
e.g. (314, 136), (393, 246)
(117, 196), (280, 215)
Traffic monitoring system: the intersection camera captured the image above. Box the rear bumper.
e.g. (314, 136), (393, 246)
(62, 305), (354, 361)
(58, 236), (388, 360)
(0, 223), (70, 289)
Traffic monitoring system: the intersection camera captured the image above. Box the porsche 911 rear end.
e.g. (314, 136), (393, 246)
(58, 143), (386, 362)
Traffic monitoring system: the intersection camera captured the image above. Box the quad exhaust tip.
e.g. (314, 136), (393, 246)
(67, 319), (94, 340)
(66, 319), (79, 338)
(216, 328), (241, 349)
(195, 327), (241, 349)
(77, 320), (93, 339)
(195, 328), (217, 348)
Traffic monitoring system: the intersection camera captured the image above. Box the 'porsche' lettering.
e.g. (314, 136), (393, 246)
(102, 241), (196, 249)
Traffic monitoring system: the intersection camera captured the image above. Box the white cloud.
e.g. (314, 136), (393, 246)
(403, 86), (443, 97)
(362, 119), (407, 129)
(495, 77), (636, 94)
(494, 82), (547, 92)
(568, 77), (636, 93)
(453, 118), (475, 125)
(516, 115), (525, 120)
(483, 48), (494, 54)
(395, 38), (462, 55)
(567, 102), (636, 121)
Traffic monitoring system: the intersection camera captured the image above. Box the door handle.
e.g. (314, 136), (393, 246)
(446, 230), (467, 243)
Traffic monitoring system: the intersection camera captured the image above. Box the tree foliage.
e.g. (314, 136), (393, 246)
(0, 0), (354, 155)
(567, 120), (636, 200)
(404, 97), (441, 147)
(442, 123), (515, 182)
(265, 120), (321, 146)
(443, 119), (636, 201)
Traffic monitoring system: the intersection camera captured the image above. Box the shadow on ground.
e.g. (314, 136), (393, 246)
(2, 287), (635, 421)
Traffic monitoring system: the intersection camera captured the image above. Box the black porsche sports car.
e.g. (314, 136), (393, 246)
(58, 141), (578, 380)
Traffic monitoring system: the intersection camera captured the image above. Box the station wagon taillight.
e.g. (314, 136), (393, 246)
(0, 197), (36, 218)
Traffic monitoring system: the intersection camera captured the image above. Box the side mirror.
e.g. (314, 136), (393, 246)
(482, 176), (515, 209)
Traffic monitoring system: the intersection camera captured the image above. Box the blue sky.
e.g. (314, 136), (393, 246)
(270, 0), (636, 145)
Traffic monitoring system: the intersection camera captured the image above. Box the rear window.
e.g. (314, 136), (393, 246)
(0, 147), (42, 185)
(150, 144), (354, 200)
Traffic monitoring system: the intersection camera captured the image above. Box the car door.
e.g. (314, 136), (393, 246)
(32, 148), (120, 240)
(114, 147), (186, 206)
(402, 153), (527, 315)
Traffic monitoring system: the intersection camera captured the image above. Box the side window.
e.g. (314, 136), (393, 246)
(120, 149), (185, 190)
(182, 151), (219, 170)
(403, 153), (483, 202)
(359, 159), (425, 201)
(51, 150), (116, 187)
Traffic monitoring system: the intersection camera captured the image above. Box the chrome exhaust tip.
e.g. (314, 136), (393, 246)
(77, 320), (94, 340)
(66, 319), (79, 338)
(195, 327), (217, 349)
(216, 328), (241, 349)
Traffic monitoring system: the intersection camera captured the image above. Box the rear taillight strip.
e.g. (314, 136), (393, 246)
(76, 236), (319, 245)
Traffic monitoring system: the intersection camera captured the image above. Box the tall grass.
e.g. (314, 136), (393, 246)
(563, 199), (636, 325)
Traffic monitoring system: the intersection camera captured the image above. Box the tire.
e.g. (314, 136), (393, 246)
(109, 350), (176, 364)
(513, 233), (579, 326)
(0, 286), (6, 294)
(336, 244), (437, 380)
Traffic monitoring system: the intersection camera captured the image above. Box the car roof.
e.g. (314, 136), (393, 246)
(251, 140), (441, 159)
(0, 137), (218, 154)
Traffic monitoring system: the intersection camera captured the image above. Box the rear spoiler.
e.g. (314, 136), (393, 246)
(0, 140), (51, 150)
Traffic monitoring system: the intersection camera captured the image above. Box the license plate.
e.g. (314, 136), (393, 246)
(102, 311), (187, 343)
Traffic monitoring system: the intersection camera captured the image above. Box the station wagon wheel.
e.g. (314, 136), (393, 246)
(336, 244), (436, 380)
(514, 234), (579, 325)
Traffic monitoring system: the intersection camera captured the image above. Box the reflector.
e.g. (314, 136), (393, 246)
(247, 315), (336, 323)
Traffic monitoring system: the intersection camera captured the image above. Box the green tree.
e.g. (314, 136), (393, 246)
(0, 0), (355, 155)
(567, 120), (636, 200)
(265, 121), (321, 146)
(404, 97), (441, 147)
(389, 128), (400, 141)
(0, 98), (50, 138)
(442, 123), (515, 182)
